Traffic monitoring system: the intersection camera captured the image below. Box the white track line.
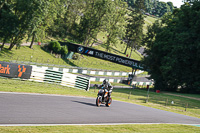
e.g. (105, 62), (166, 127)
(0, 123), (200, 127)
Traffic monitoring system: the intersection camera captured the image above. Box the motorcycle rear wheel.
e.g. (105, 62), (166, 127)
(106, 97), (112, 107)
(96, 97), (101, 107)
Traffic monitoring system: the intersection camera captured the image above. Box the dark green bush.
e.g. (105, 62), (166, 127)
(48, 41), (61, 54)
(60, 45), (68, 55)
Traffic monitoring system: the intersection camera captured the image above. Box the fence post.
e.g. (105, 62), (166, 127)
(128, 91), (131, 99)
(185, 103), (188, 111)
(165, 98), (168, 106)
(94, 85), (96, 93)
(146, 85), (150, 103)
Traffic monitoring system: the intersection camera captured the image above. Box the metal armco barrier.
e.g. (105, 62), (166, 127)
(0, 61), (32, 79)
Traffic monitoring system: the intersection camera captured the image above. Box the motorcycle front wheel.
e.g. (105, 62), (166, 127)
(96, 97), (101, 107)
(106, 97), (112, 107)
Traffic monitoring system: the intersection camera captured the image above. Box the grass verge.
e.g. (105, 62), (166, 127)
(0, 124), (199, 133)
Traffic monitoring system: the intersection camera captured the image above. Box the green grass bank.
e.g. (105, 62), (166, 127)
(0, 124), (199, 133)
(0, 44), (139, 72)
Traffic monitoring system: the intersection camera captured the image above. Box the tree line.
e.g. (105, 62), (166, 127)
(124, 0), (174, 17)
(0, 0), (172, 55)
(142, 1), (200, 94)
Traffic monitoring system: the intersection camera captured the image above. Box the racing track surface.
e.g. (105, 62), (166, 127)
(0, 92), (200, 125)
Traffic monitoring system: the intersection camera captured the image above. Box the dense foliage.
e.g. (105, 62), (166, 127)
(0, 0), (129, 51)
(124, 0), (145, 56)
(47, 41), (68, 56)
(124, 0), (174, 17)
(142, 1), (200, 93)
(0, 0), (146, 54)
(0, 0), (63, 49)
(48, 41), (61, 54)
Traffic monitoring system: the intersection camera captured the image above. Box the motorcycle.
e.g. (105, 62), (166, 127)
(96, 87), (112, 107)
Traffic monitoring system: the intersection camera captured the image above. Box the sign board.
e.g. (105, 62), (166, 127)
(0, 61), (32, 79)
(59, 42), (143, 70)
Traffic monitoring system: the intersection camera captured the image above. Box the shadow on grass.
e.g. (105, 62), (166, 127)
(0, 47), (13, 57)
(63, 58), (77, 67)
(40, 46), (77, 67)
(100, 43), (125, 55)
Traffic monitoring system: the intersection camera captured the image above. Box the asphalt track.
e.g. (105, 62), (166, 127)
(0, 92), (200, 125)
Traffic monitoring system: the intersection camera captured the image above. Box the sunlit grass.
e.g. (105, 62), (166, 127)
(0, 44), (137, 72)
(0, 124), (199, 133)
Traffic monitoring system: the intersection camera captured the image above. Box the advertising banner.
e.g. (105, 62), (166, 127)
(60, 42), (143, 70)
(0, 61), (32, 79)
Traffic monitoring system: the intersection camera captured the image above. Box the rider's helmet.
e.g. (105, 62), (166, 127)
(103, 79), (108, 84)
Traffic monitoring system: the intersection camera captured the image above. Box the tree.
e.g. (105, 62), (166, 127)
(27, 0), (64, 49)
(123, 0), (174, 17)
(79, 0), (120, 46)
(103, 0), (127, 51)
(47, 0), (85, 40)
(124, 0), (135, 8)
(167, 2), (174, 11)
(124, 0), (145, 57)
(78, 0), (101, 46)
(27, 0), (53, 49)
(7, 0), (41, 50)
(64, 0), (85, 34)
(0, 0), (63, 50)
(142, 1), (200, 93)
(0, 0), (17, 49)
(123, 10), (135, 55)
(5, 0), (48, 50)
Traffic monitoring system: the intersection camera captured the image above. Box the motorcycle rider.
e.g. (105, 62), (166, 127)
(100, 79), (113, 101)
